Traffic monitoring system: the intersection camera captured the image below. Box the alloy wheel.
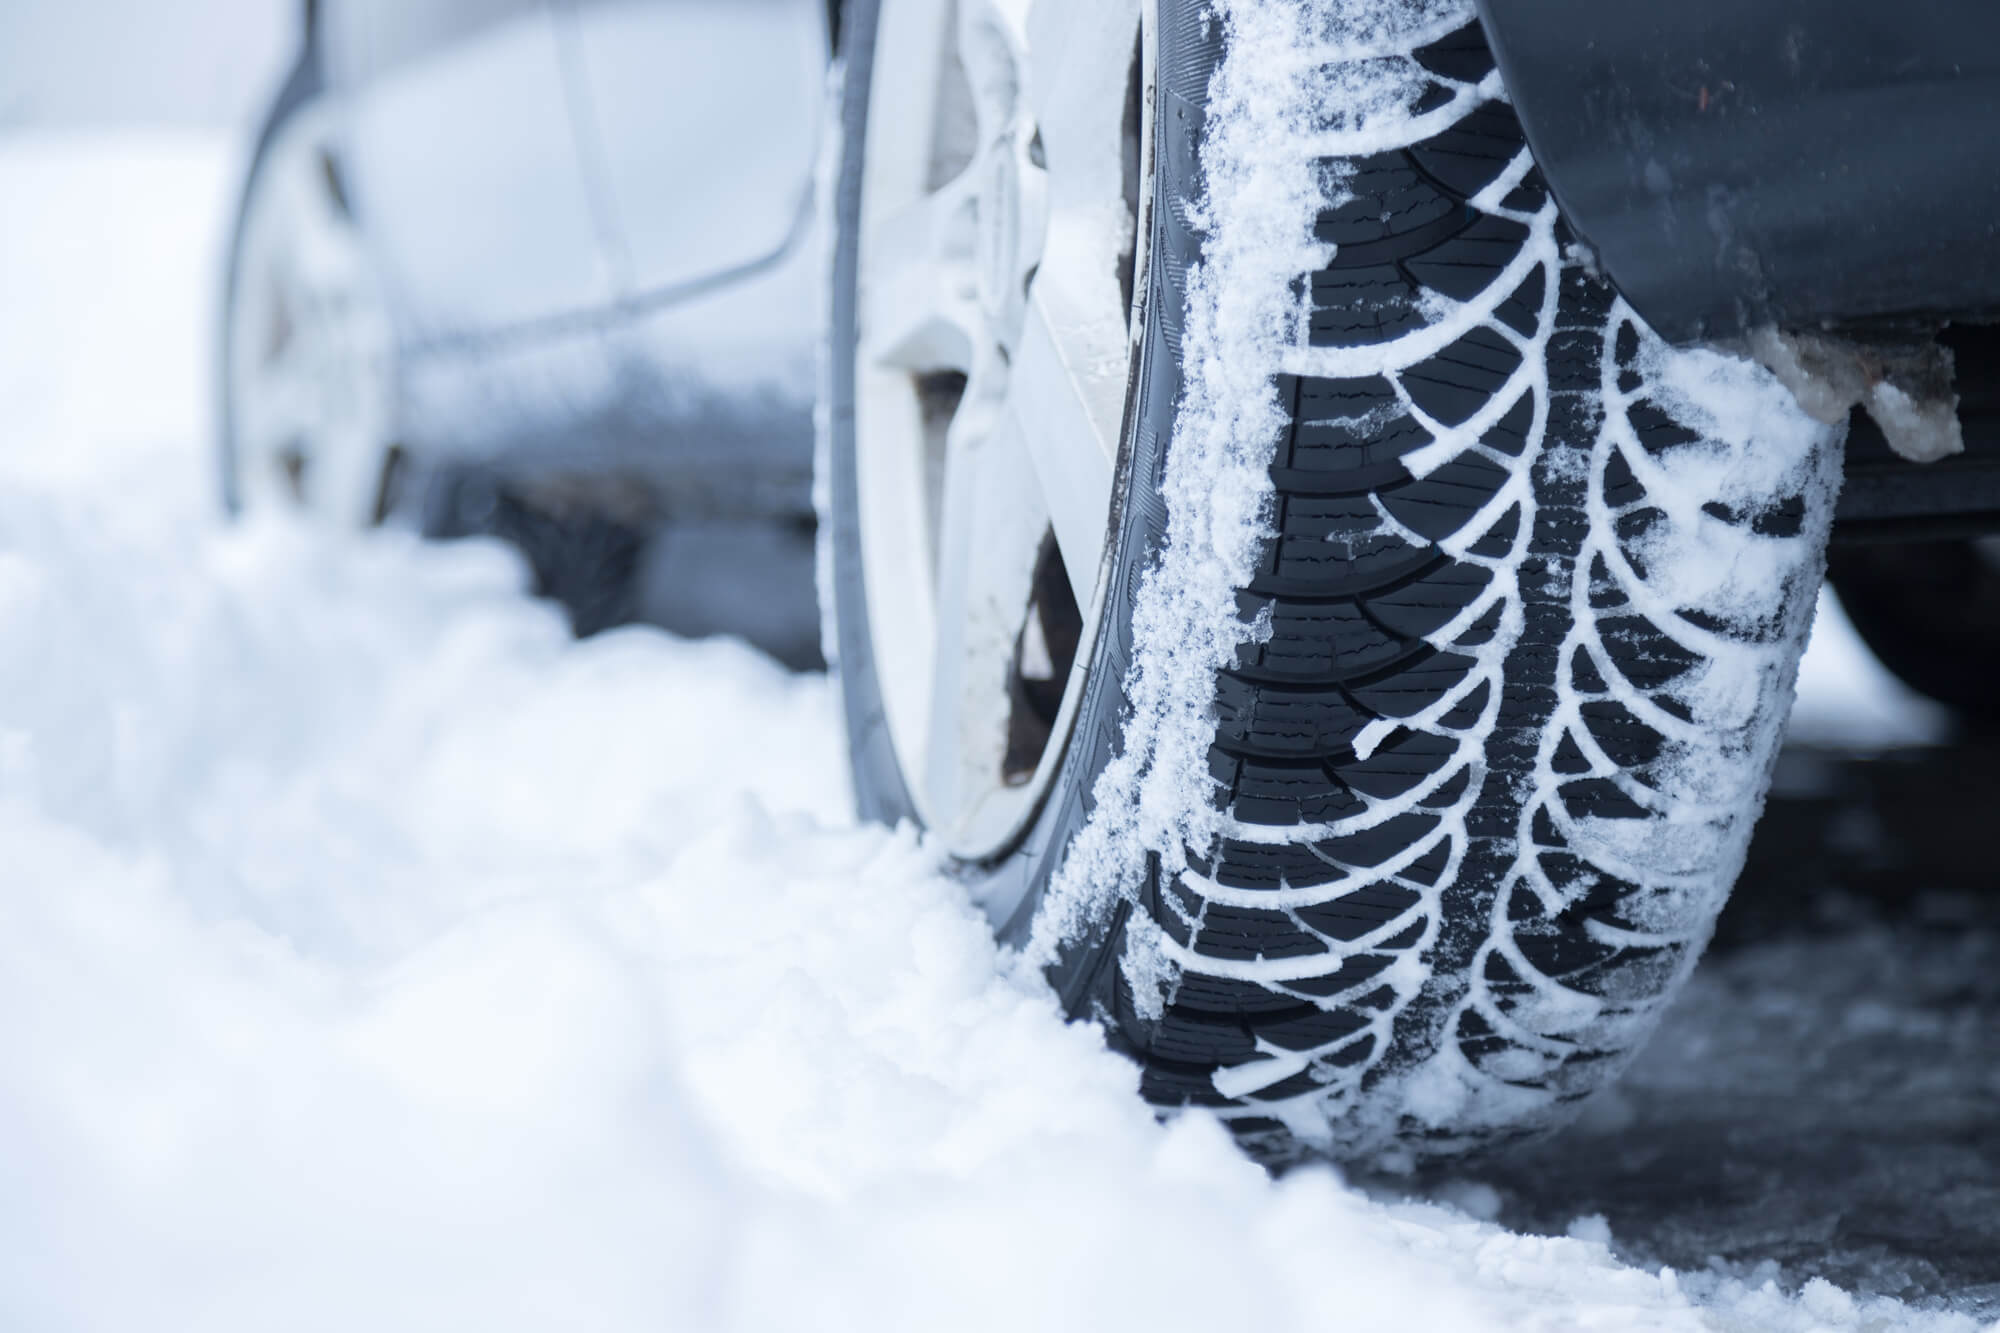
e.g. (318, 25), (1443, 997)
(852, 0), (1150, 858)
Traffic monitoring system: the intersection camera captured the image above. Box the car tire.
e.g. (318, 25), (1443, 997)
(826, 0), (1839, 1164)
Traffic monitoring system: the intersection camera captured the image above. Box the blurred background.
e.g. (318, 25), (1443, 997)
(0, 1), (293, 129)
(2, 0), (828, 670)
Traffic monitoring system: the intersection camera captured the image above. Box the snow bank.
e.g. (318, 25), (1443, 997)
(0, 132), (1989, 1333)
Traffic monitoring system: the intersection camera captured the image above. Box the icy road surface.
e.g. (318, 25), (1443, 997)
(1, 133), (1993, 1333)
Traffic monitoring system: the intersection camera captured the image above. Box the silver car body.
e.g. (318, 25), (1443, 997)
(311, 0), (829, 512)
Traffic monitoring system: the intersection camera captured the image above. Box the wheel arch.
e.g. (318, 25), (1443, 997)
(1474, 0), (2000, 344)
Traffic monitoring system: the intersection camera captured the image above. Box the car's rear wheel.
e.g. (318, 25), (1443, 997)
(221, 54), (401, 527)
(830, 0), (1840, 1166)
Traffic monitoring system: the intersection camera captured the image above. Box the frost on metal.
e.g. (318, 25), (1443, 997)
(1030, 0), (1841, 1163)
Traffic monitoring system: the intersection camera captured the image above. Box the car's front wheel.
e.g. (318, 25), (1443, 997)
(827, 0), (1840, 1165)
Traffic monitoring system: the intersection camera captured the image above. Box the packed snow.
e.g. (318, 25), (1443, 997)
(0, 127), (1988, 1332)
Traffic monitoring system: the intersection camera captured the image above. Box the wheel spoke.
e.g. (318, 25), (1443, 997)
(858, 178), (981, 375)
(1008, 268), (1122, 613)
(863, 1), (966, 205)
(1020, 0), (1143, 220)
(924, 362), (1051, 839)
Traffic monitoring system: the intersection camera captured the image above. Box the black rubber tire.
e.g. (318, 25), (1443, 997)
(1827, 541), (2000, 730)
(827, 0), (1836, 1164)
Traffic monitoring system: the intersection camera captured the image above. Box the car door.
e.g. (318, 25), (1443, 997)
(551, 0), (827, 303)
(318, 0), (618, 340)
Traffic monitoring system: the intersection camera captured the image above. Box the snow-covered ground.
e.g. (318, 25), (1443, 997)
(1, 132), (1989, 1333)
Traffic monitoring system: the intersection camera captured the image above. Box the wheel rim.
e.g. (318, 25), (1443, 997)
(855, 0), (1149, 858)
(228, 105), (398, 526)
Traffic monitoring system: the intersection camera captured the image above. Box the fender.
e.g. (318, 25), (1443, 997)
(1474, 0), (2000, 345)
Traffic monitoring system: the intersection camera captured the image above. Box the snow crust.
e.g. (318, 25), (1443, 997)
(1, 130), (1991, 1333)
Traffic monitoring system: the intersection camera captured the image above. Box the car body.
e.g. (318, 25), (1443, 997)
(253, 0), (1998, 542)
(279, 0), (833, 525)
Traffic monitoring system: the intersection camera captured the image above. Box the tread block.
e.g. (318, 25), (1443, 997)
(1345, 647), (1479, 718)
(1579, 699), (1663, 769)
(1139, 1058), (1234, 1109)
(1268, 494), (1434, 586)
(1172, 970), (1329, 1016)
(1400, 325), (1525, 426)
(1481, 390), (1536, 456)
(1149, 1007), (1259, 1065)
(1628, 399), (1705, 454)
(1402, 213), (1531, 301)
(1334, 727), (1459, 798)
(1401, 846), (1450, 888)
(1296, 883), (1422, 941)
(1410, 100), (1528, 198)
(1560, 776), (1651, 821)
(1552, 730), (1593, 776)
(1365, 560), (1495, 640)
(1214, 674), (1373, 756)
(1494, 265), (1547, 337)
(1467, 502), (1523, 558)
(1283, 950), (1399, 998)
(1294, 372), (1400, 422)
(1197, 837), (1348, 892)
(1316, 810), (1442, 868)
(1313, 152), (1460, 250)
(1192, 903), (1329, 961)
(1500, 166), (1549, 215)
(1411, 22), (1495, 84)
(1511, 922), (1618, 982)
(1377, 451), (1514, 542)
(1437, 678), (1492, 731)
(1598, 614), (1701, 690)
(1239, 597), (1414, 679)
(1289, 409), (1436, 472)
(1257, 1004), (1371, 1053)
(1308, 265), (1429, 345)
(1223, 754), (1367, 825)
(1602, 450), (1646, 509)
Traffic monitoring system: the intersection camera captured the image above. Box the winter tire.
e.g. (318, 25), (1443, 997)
(826, 0), (1838, 1164)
